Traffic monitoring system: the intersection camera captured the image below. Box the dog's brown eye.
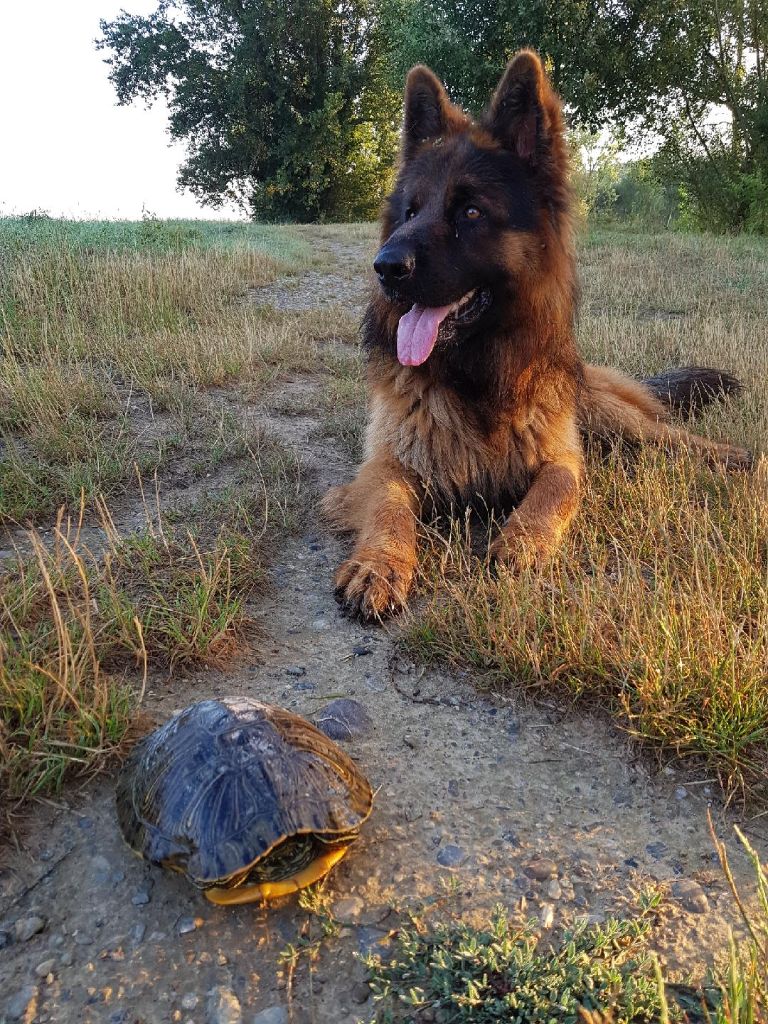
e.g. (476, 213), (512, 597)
(464, 206), (483, 220)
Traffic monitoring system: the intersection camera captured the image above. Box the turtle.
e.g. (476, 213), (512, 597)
(116, 698), (373, 904)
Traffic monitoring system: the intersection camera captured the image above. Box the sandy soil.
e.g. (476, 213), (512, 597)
(1, 236), (765, 1024)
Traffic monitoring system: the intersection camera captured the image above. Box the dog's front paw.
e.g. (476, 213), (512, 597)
(333, 549), (413, 622)
(489, 525), (557, 572)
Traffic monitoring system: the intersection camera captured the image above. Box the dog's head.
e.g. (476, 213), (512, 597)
(374, 51), (571, 368)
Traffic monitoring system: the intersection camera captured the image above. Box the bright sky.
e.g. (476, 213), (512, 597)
(0, 0), (238, 219)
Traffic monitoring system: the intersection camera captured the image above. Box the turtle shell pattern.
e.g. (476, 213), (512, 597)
(116, 698), (373, 888)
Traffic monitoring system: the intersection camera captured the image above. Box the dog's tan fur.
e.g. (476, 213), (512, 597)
(322, 51), (750, 621)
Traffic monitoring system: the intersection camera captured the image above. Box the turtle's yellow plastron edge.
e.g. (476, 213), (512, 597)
(204, 846), (350, 904)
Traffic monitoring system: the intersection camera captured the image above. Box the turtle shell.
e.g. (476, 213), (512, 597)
(116, 698), (373, 888)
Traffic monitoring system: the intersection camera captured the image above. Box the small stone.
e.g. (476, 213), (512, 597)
(181, 994), (199, 1010)
(546, 879), (562, 900)
(74, 931), (94, 946)
(645, 842), (668, 860)
(252, 1008), (288, 1024)
(60, 951), (74, 967)
(313, 699), (373, 741)
(675, 786), (688, 800)
(524, 858), (557, 881)
(207, 986), (242, 1024)
(285, 666), (305, 677)
(356, 927), (390, 956)
(358, 904), (391, 927)
(672, 879), (710, 914)
(540, 903), (555, 928)
(351, 981), (371, 1004)
(35, 958), (56, 978)
(6, 985), (37, 1021)
(501, 830), (521, 848)
(332, 897), (365, 924)
(92, 856), (113, 884)
(78, 816), (94, 829)
(14, 916), (46, 942)
(436, 845), (465, 867)
(333, 897), (390, 926)
(131, 923), (146, 946)
(177, 916), (197, 935)
(403, 734), (421, 750)
(131, 885), (152, 906)
(0, 930), (13, 949)
(351, 644), (372, 657)
(447, 779), (459, 797)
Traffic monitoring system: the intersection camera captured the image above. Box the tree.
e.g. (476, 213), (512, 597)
(381, 0), (768, 231)
(650, 1), (768, 231)
(98, 0), (399, 221)
(379, 0), (702, 126)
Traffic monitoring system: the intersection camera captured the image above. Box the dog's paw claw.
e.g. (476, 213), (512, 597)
(333, 551), (413, 623)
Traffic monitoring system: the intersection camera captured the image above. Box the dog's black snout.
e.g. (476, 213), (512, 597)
(374, 246), (415, 285)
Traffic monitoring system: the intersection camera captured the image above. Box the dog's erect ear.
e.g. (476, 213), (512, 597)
(485, 50), (563, 162)
(401, 66), (468, 160)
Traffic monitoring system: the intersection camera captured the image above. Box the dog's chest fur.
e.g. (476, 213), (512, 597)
(366, 363), (563, 505)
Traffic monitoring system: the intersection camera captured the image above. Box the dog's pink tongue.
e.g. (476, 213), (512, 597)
(397, 303), (452, 366)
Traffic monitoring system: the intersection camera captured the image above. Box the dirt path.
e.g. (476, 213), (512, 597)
(1, 239), (765, 1024)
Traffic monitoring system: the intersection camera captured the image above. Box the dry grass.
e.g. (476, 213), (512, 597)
(0, 436), (303, 801)
(0, 226), (355, 526)
(317, 368), (367, 460)
(0, 216), (317, 801)
(402, 228), (768, 807)
(406, 447), (767, 800)
(1, 218), (766, 812)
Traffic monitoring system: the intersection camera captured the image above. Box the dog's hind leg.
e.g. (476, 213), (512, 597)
(321, 452), (422, 622)
(579, 365), (752, 469)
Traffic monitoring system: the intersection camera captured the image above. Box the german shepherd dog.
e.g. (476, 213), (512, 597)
(323, 50), (750, 622)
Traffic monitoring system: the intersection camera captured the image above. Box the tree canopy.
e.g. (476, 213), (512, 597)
(98, 0), (398, 221)
(98, 0), (768, 230)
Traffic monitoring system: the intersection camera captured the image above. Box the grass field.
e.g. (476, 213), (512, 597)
(1, 213), (767, 1019)
(407, 229), (768, 806)
(0, 214), (357, 798)
(0, 215), (766, 810)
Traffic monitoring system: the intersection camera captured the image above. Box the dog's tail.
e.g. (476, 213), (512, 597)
(579, 364), (750, 469)
(640, 366), (743, 418)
